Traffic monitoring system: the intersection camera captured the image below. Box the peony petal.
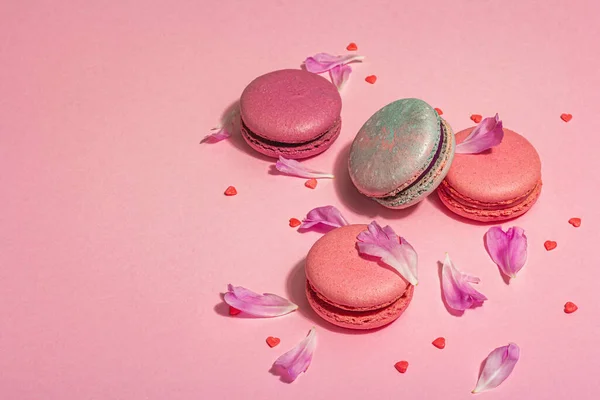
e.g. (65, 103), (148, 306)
(455, 114), (504, 154)
(329, 64), (352, 91)
(441, 254), (487, 311)
(304, 52), (364, 74)
(275, 156), (334, 179)
(485, 226), (527, 279)
(223, 284), (298, 317)
(356, 221), (418, 285)
(273, 327), (317, 383)
(200, 127), (231, 143)
(473, 343), (520, 393)
(299, 205), (349, 231)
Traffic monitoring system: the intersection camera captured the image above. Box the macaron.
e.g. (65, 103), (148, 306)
(437, 128), (542, 222)
(348, 98), (455, 209)
(305, 224), (414, 330)
(240, 69), (342, 159)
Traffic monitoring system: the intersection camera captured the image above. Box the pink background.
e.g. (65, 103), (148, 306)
(1, 0), (599, 398)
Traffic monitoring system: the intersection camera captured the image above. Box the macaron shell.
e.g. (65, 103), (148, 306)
(240, 69), (342, 143)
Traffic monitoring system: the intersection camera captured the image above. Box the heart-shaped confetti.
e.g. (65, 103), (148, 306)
(560, 113), (572, 122)
(470, 114), (482, 123)
(224, 186), (237, 196)
(229, 306), (241, 316)
(568, 218), (581, 227)
(394, 361), (409, 373)
(266, 336), (281, 347)
(564, 302), (578, 314)
(289, 218), (301, 228)
(305, 178), (318, 189)
(544, 240), (557, 251)
(346, 42), (358, 51)
(365, 75), (377, 84)
(434, 108), (443, 115)
(432, 337), (446, 349)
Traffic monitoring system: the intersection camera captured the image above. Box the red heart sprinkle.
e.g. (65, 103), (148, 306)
(564, 302), (578, 314)
(432, 337), (446, 349)
(289, 218), (301, 228)
(346, 42), (358, 51)
(229, 306), (241, 316)
(434, 108), (443, 115)
(305, 178), (318, 189)
(224, 186), (237, 196)
(266, 336), (281, 347)
(544, 240), (557, 251)
(568, 217), (581, 227)
(560, 113), (573, 122)
(394, 361), (409, 373)
(470, 114), (482, 123)
(365, 75), (377, 84)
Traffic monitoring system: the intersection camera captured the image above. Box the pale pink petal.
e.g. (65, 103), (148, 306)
(273, 327), (316, 383)
(455, 114), (504, 154)
(304, 53), (365, 74)
(356, 221), (418, 285)
(201, 127), (231, 143)
(329, 64), (352, 90)
(441, 254), (487, 311)
(485, 226), (528, 279)
(299, 206), (349, 230)
(473, 343), (520, 393)
(223, 284), (298, 317)
(275, 156), (334, 179)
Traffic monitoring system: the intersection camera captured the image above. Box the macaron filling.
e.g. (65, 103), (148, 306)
(438, 180), (541, 211)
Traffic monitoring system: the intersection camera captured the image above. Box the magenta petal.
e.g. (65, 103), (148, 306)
(201, 127), (231, 143)
(304, 53), (364, 74)
(473, 343), (520, 393)
(329, 64), (352, 90)
(455, 114), (504, 154)
(273, 327), (316, 383)
(485, 226), (528, 279)
(275, 156), (334, 179)
(299, 206), (349, 231)
(223, 284), (298, 317)
(356, 221), (418, 285)
(441, 254), (487, 312)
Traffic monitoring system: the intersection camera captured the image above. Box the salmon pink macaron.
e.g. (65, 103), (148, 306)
(240, 69), (342, 159)
(305, 224), (414, 330)
(437, 128), (542, 222)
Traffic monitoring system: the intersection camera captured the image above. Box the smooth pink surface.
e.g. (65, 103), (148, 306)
(1, 1), (600, 399)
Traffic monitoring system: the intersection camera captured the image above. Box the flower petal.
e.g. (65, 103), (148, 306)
(299, 205), (349, 231)
(329, 64), (352, 91)
(455, 114), (504, 154)
(485, 226), (527, 279)
(441, 254), (487, 311)
(200, 127), (231, 143)
(275, 156), (334, 179)
(223, 284), (298, 317)
(473, 343), (520, 393)
(273, 327), (317, 382)
(356, 221), (418, 285)
(304, 52), (365, 74)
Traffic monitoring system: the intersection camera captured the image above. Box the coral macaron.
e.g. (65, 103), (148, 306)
(305, 224), (414, 330)
(240, 69), (342, 159)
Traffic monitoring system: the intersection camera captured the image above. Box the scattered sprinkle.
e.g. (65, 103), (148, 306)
(224, 186), (237, 196)
(544, 240), (557, 251)
(394, 361), (409, 373)
(365, 75), (377, 84)
(266, 336), (281, 348)
(470, 114), (483, 123)
(229, 306), (241, 316)
(564, 302), (578, 314)
(305, 178), (318, 189)
(432, 337), (446, 349)
(560, 113), (573, 122)
(346, 42), (358, 51)
(289, 218), (301, 228)
(568, 218), (581, 227)
(434, 108), (443, 115)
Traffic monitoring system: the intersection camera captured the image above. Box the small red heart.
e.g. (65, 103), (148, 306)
(229, 306), (241, 316)
(224, 186), (237, 196)
(470, 114), (482, 123)
(544, 240), (557, 251)
(305, 178), (318, 189)
(289, 218), (301, 228)
(266, 336), (281, 347)
(568, 217), (581, 227)
(564, 302), (578, 314)
(346, 42), (358, 51)
(432, 337), (446, 349)
(394, 361), (409, 373)
(365, 75), (377, 84)
(434, 108), (443, 116)
(560, 113), (572, 122)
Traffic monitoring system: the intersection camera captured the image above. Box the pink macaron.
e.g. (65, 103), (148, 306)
(437, 128), (542, 222)
(305, 224), (414, 330)
(240, 69), (342, 159)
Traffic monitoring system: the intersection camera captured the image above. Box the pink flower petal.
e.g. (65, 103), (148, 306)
(304, 53), (365, 74)
(441, 254), (487, 311)
(329, 64), (352, 91)
(273, 327), (316, 383)
(201, 127), (231, 143)
(473, 343), (520, 393)
(485, 226), (528, 279)
(275, 156), (334, 179)
(455, 114), (504, 154)
(223, 284), (298, 317)
(356, 221), (418, 285)
(299, 205), (349, 230)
